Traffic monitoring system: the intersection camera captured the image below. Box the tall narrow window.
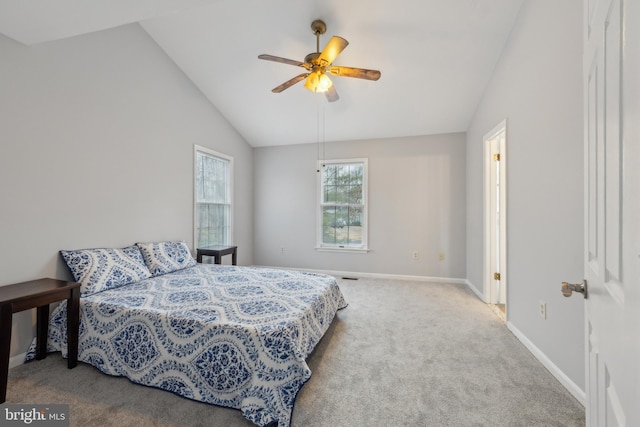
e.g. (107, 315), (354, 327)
(194, 146), (233, 248)
(317, 159), (368, 251)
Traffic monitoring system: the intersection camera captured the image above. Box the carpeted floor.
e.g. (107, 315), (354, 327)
(5, 277), (585, 426)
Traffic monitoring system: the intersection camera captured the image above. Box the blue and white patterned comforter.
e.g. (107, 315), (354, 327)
(38, 264), (346, 426)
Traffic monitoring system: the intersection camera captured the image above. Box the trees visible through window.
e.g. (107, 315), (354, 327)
(318, 159), (368, 250)
(194, 146), (232, 248)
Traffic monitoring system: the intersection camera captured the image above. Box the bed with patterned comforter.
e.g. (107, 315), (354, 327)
(30, 243), (346, 427)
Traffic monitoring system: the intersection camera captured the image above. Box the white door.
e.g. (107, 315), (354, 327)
(579, 0), (640, 425)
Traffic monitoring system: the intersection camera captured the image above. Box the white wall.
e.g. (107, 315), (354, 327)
(0, 24), (253, 360)
(466, 0), (584, 393)
(253, 133), (466, 279)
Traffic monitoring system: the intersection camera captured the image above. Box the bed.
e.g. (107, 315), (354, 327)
(27, 241), (346, 427)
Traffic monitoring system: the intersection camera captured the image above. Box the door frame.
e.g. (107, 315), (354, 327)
(483, 119), (507, 314)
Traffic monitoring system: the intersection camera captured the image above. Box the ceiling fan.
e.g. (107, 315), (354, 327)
(258, 19), (381, 102)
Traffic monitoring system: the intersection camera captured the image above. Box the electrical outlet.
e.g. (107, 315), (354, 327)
(539, 301), (546, 319)
(412, 251), (419, 260)
(438, 252), (445, 261)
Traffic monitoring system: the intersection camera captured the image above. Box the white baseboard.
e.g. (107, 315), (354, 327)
(464, 279), (486, 302)
(507, 321), (586, 406)
(9, 352), (26, 369)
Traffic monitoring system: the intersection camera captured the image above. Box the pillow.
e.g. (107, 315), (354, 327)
(136, 241), (196, 277)
(60, 246), (152, 296)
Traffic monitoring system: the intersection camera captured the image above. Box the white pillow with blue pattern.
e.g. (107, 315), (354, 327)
(136, 241), (196, 277)
(60, 246), (152, 296)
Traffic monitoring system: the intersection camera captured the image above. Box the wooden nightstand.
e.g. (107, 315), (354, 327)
(0, 278), (81, 403)
(196, 245), (238, 265)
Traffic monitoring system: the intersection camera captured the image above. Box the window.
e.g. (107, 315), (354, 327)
(317, 159), (368, 251)
(194, 146), (233, 248)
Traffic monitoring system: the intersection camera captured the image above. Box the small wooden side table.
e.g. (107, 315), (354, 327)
(0, 278), (81, 403)
(196, 245), (238, 265)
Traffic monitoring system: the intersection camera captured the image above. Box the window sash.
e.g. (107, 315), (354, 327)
(321, 205), (364, 246)
(196, 153), (229, 204)
(196, 202), (230, 247)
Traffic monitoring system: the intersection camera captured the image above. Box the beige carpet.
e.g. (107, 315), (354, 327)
(5, 278), (585, 426)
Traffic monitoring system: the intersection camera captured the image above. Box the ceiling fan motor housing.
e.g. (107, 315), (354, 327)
(304, 52), (321, 66)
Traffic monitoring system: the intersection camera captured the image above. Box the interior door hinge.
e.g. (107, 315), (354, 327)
(494, 272), (501, 280)
(493, 153), (500, 161)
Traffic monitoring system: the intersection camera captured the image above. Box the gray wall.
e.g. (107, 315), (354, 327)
(466, 0), (584, 391)
(0, 1), (585, 402)
(0, 24), (253, 360)
(253, 133), (466, 278)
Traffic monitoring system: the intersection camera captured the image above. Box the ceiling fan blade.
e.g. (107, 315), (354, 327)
(318, 36), (349, 66)
(271, 73), (309, 93)
(325, 85), (339, 102)
(328, 66), (381, 81)
(258, 54), (311, 70)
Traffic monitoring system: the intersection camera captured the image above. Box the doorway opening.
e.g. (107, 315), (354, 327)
(484, 120), (507, 321)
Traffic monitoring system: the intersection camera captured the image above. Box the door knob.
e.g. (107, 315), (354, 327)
(561, 280), (588, 299)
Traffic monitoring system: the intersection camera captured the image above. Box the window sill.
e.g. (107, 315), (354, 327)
(315, 247), (370, 254)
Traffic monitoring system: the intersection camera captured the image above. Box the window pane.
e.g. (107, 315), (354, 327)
(336, 165), (349, 186)
(348, 184), (362, 204)
(347, 206), (363, 245)
(322, 206), (337, 245)
(323, 165), (336, 185)
(349, 164), (363, 185)
(324, 185), (337, 203)
(348, 206), (362, 227)
(327, 206), (346, 245)
(335, 206), (348, 228)
(347, 225), (362, 245)
(336, 185), (349, 204)
(322, 206), (336, 227)
(323, 226), (336, 244)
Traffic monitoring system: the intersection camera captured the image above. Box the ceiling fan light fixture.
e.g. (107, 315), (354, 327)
(317, 73), (333, 92)
(304, 71), (332, 93)
(303, 73), (317, 92)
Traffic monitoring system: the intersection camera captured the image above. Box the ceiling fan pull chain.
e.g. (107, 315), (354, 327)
(322, 102), (326, 163)
(316, 98), (321, 171)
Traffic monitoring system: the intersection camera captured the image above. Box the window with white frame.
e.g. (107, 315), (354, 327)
(317, 159), (368, 251)
(194, 146), (233, 248)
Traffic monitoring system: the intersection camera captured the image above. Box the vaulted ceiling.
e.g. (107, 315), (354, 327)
(0, 0), (524, 147)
